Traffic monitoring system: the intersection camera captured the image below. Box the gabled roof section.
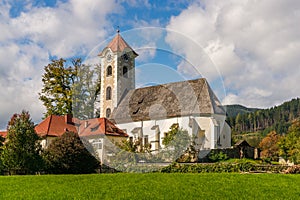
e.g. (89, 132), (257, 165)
(35, 115), (77, 137)
(99, 33), (138, 56)
(35, 115), (127, 138)
(78, 118), (128, 137)
(111, 78), (226, 123)
(234, 140), (251, 147)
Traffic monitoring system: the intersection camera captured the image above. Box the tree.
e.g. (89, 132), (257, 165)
(1, 111), (43, 174)
(0, 135), (4, 147)
(278, 119), (300, 163)
(39, 58), (100, 119)
(162, 123), (191, 161)
(43, 131), (100, 174)
(0, 135), (4, 174)
(72, 59), (101, 119)
(39, 58), (76, 117)
(259, 131), (281, 161)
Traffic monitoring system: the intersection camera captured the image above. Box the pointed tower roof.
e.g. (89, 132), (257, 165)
(99, 32), (138, 56)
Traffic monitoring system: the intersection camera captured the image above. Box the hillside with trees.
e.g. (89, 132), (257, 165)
(224, 105), (259, 118)
(226, 98), (300, 136)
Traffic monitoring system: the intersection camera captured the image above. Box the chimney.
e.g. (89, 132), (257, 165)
(65, 114), (73, 124)
(85, 121), (88, 128)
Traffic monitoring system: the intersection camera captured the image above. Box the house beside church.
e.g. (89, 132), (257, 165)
(95, 31), (231, 157)
(34, 114), (128, 162)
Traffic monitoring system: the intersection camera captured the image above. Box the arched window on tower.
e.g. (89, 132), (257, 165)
(107, 66), (112, 77)
(106, 108), (111, 118)
(106, 86), (111, 100)
(123, 66), (128, 78)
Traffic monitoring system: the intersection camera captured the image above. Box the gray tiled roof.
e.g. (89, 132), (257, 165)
(110, 78), (225, 123)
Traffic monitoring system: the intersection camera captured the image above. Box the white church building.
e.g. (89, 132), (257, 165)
(98, 31), (231, 155)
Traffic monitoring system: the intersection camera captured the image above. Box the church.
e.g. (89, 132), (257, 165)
(96, 31), (231, 155)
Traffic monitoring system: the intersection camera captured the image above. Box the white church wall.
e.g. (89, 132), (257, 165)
(220, 122), (231, 148)
(115, 116), (226, 152)
(193, 117), (213, 150)
(212, 114), (231, 148)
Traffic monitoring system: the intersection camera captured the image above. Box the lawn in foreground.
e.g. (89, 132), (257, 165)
(0, 173), (299, 199)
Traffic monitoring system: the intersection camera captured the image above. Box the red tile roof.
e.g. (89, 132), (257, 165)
(0, 131), (7, 138)
(99, 33), (138, 56)
(79, 118), (128, 137)
(1, 115), (126, 139)
(35, 115), (78, 137)
(35, 114), (127, 138)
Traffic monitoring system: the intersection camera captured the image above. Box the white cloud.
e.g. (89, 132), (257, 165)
(166, 0), (300, 108)
(0, 0), (121, 129)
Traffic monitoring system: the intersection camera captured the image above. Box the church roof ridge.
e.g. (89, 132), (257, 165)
(110, 78), (226, 123)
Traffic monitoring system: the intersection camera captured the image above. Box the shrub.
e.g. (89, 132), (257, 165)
(160, 162), (288, 173)
(283, 165), (300, 174)
(43, 131), (100, 174)
(208, 151), (229, 162)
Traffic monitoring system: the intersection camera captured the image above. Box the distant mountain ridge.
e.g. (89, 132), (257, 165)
(224, 104), (260, 118)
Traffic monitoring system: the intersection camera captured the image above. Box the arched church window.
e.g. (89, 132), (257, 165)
(106, 108), (111, 118)
(107, 66), (112, 77)
(123, 66), (128, 78)
(106, 86), (111, 100)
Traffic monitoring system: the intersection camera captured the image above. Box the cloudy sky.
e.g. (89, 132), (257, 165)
(0, 0), (299, 130)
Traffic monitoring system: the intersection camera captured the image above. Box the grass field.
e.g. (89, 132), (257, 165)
(0, 173), (299, 199)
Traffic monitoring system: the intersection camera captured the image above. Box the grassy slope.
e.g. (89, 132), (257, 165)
(0, 173), (300, 200)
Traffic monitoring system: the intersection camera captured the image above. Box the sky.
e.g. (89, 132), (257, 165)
(0, 0), (300, 130)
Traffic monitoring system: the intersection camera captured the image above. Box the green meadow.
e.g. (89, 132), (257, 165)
(0, 173), (299, 199)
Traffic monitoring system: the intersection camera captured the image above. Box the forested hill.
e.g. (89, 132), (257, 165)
(224, 105), (260, 118)
(226, 98), (300, 135)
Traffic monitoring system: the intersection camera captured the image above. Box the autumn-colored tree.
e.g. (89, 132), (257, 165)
(278, 119), (300, 163)
(43, 131), (100, 174)
(259, 131), (281, 161)
(1, 111), (43, 174)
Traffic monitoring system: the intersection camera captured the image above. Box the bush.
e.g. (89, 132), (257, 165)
(283, 165), (300, 174)
(208, 151), (229, 162)
(160, 162), (288, 173)
(43, 131), (100, 174)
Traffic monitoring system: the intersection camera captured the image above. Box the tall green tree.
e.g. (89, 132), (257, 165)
(43, 131), (100, 174)
(1, 111), (43, 174)
(39, 58), (100, 119)
(278, 119), (300, 163)
(39, 58), (76, 117)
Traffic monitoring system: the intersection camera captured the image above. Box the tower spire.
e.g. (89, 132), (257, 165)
(116, 26), (120, 52)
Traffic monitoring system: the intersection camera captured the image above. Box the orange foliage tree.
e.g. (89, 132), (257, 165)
(259, 131), (281, 161)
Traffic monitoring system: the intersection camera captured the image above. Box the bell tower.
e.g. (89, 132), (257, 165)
(99, 30), (138, 118)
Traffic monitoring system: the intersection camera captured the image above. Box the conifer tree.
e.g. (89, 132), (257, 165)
(1, 111), (43, 174)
